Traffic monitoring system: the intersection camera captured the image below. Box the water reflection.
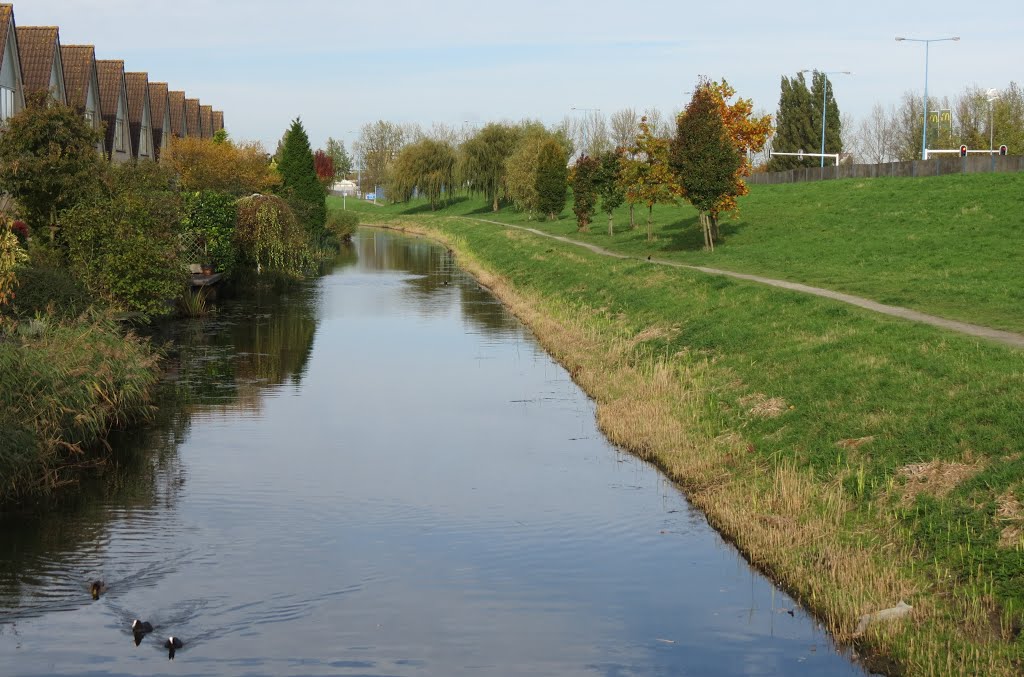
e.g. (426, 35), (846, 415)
(0, 229), (869, 676)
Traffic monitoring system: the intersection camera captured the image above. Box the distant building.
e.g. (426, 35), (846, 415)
(61, 44), (104, 153)
(96, 59), (131, 163)
(199, 103), (212, 139)
(167, 89), (187, 139)
(15, 25), (65, 104)
(185, 97), (200, 141)
(0, 4), (26, 122)
(331, 179), (358, 196)
(124, 71), (155, 161)
(148, 81), (170, 160)
(211, 109), (224, 134)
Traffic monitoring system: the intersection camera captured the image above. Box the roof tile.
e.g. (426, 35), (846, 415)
(60, 44), (96, 109)
(16, 26), (60, 98)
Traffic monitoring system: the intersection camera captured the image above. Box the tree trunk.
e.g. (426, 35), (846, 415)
(646, 205), (653, 242)
(710, 213), (719, 241)
(608, 212), (614, 237)
(701, 212), (714, 252)
(492, 195), (499, 212)
(629, 203), (635, 229)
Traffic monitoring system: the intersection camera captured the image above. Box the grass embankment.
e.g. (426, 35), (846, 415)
(332, 171), (1024, 333)
(0, 314), (161, 507)
(348, 203), (1024, 674)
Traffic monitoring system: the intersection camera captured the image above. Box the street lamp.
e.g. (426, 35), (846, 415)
(570, 105), (600, 158)
(802, 69), (851, 167)
(895, 35), (960, 160)
(987, 88), (1000, 155)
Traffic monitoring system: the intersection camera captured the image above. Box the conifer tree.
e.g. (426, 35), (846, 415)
(535, 138), (567, 220)
(277, 117), (327, 237)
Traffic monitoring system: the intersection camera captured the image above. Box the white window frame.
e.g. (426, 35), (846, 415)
(0, 86), (14, 122)
(115, 116), (125, 152)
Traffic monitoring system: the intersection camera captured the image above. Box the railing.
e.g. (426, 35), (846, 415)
(749, 155), (1024, 185)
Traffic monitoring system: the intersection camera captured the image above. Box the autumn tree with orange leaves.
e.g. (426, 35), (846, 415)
(702, 79), (773, 240)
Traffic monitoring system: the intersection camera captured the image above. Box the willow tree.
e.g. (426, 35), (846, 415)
(458, 123), (520, 211)
(387, 138), (456, 210)
(506, 123), (566, 218)
(670, 82), (742, 252)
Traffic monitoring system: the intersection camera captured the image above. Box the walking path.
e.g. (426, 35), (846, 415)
(461, 216), (1024, 350)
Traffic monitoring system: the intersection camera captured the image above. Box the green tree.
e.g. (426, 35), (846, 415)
(571, 155), (598, 232)
(356, 120), (405, 199)
(277, 117), (327, 238)
(505, 123), (563, 218)
(182, 191), (238, 276)
(535, 138), (567, 220)
(992, 82), (1024, 155)
(459, 123), (520, 212)
(595, 149), (625, 236)
(0, 92), (104, 235)
(62, 163), (187, 316)
(325, 137), (353, 178)
(767, 72), (819, 170)
(387, 138), (456, 210)
(620, 117), (676, 241)
(670, 82), (742, 252)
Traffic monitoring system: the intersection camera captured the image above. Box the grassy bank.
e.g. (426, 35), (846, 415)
(331, 171), (1024, 333)
(0, 314), (161, 507)
(359, 213), (1024, 675)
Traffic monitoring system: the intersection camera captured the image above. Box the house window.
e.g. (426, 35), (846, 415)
(115, 116), (125, 151)
(0, 87), (14, 122)
(84, 109), (94, 124)
(141, 125), (149, 155)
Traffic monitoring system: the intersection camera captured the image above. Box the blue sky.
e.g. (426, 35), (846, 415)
(16, 1), (1024, 151)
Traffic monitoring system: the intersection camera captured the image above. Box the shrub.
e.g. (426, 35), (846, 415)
(62, 164), (187, 317)
(326, 209), (359, 241)
(182, 191), (238, 276)
(0, 92), (104, 235)
(0, 229), (27, 309)
(163, 136), (280, 196)
(10, 265), (92, 319)
(235, 194), (314, 277)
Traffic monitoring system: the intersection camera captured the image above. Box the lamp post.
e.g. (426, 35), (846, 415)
(987, 88), (999, 155)
(802, 69), (851, 167)
(895, 35), (960, 160)
(569, 105), (600, 158)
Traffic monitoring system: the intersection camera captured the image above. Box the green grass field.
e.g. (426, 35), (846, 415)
(331, 172), (1024, 333)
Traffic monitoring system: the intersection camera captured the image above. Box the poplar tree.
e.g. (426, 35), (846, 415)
(571, 154), (598, 232)
(768, 72), (818, 170)
(278, 117), (327, 236)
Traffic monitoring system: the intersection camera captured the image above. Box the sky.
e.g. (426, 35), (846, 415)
(14, 1), (1024, 152)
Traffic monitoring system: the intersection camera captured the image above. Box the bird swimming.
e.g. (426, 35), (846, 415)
(131, 619), (154, 645)
(165, 636), (183, 660)
(89, 581), (106, 600)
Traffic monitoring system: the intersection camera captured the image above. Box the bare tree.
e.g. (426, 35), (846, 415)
(427, 122), (460, 145)
(642, 107), (672, 138)
(583, 110), (611, 157)
(854, 103), (898, 164)
(355, 120), (406, 196)
(556, 114), (583, 159)
(610, 108), (639, 150)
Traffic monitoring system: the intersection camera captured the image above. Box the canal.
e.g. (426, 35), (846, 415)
(0, 229), (869, 676)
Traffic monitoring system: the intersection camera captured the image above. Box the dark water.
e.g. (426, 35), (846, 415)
(0, 230), (869, 676)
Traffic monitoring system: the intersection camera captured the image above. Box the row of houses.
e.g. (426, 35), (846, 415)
(0, 3), (224, 163)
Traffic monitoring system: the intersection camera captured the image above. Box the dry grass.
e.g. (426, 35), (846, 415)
(897, 460), (985, 506)
(740, 393), (790, 419)
(996, 489), (1024, 549)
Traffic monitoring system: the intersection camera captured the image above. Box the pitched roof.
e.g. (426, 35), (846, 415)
(124, 72), (151, 157)
(95, 59), (124, 118)
(0, 5), (16, 76)
(167, 90), (185, 137)
(60, 44), (96, 109)
(199, 104), (212, 139)
(96, 59), (126, 156)
(185, 98), (200, 139)
(148, 82), (169, 160)
(212, 110), (224, 132)
(16, 26), (60, 98)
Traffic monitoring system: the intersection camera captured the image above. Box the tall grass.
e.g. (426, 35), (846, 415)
(0, 312), (161, 506)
